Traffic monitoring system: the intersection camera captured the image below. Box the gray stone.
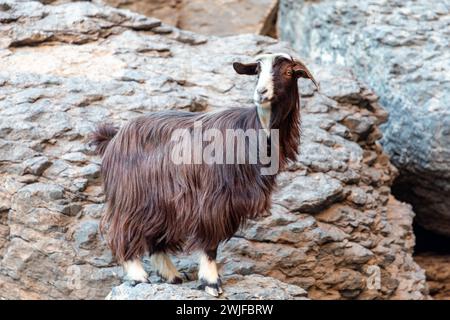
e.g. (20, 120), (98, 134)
(73, 220), (99, 250)
(278, 0), (450, 236)
(107, 274), (309, 300)
(21, 156), (51, 176)
(82, 203), (105, 219)
(2, 1), (161, 47)
(61, 152), (88, 164)
(274, 173), (344, 213)
(16, 183), (64, 203)
(348, 187), (368, 206)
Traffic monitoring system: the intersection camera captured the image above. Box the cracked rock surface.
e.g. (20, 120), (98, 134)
(0, 0), (428, 299)
(279, 0), (450, 237)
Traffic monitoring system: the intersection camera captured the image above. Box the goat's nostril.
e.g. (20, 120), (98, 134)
(258, 88), (268, 95)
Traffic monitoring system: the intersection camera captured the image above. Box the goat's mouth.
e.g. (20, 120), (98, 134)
(255, 96), (273, 105)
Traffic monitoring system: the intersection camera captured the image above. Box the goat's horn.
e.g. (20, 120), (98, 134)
(293, 60), (320, 91)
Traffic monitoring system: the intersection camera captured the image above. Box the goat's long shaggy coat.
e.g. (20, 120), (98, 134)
(91, 61), (302, 263)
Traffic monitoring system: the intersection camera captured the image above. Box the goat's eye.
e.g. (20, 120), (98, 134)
(286, 70), (292, 76)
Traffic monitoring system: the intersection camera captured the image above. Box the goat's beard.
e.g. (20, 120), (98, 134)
(256, 101), (271, 135)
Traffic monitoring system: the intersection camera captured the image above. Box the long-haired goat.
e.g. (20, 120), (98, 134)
(90, 53), (317, 296)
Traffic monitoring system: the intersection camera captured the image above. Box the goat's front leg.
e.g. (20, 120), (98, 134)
(150, 252), (183, 284)
(198, 248), (223, 297)
(123, 258), (149, 284)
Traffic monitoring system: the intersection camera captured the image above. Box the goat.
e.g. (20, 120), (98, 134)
(90, 53), (317, 296)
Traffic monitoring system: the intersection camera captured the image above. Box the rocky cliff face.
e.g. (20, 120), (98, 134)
(0, 0), (428, 299)
(278, 0), (450, 237)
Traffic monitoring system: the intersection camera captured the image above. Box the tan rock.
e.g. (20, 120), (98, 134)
(415, 254), (450, 300)
(104, 0), (279, 36)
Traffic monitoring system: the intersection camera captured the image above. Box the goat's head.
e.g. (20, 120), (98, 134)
(233, 53), (318, 132)
(233, 53), (318, 105)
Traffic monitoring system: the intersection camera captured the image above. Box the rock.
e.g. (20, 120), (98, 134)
(415, 254), (450, 300)
(348, 188), (368, 206)
(104, 0), (279, 37)
(61, 152), (88, 164)
(274, 173), (344, 213)
(21, 156), (51, 176)
(16, 183), (64, 203)
(107, 274), (308, 300)
(0, 0), (428, 299)
(73, 220), (99, 250)
(278, 0), (450, 236)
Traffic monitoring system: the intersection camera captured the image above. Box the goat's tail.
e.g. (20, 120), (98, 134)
(89, 123), (119, 156)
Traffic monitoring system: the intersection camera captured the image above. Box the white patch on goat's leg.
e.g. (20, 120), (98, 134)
(123, 258), (149, 283)
(198, 253), (222, 296)
(151, 252), (182, 284)
(199, 253), (219, 283)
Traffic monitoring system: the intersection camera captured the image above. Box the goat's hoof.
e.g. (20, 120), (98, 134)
(199, 279), (223, 297)
(182, 271), (192, 281)
(169, 276), (183, 284)
(205, 285), (220, 297)
(128, 280), (138, 287)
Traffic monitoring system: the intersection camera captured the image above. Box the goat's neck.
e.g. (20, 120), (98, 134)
(265, 84), (301, 166)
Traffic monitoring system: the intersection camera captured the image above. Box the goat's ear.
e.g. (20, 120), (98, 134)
(293, 61), (319, 90)
(233, 62), (258, 75)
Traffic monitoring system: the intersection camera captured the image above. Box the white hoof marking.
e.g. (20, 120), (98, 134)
(123, 259), (148, 283)
(205, 286), (220, 297)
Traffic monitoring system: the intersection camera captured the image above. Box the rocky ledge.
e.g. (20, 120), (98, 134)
(0, 0), (428, 299)
(107, 275), (308, 300)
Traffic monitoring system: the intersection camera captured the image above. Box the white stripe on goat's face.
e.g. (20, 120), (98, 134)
(254, 55), (274, 107)
(253, 53), (292, 108)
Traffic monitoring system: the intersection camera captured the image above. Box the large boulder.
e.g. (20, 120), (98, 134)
(0, 0), (427, 299)
(278, 0), (450, 237)
(103, 0), (279, 37)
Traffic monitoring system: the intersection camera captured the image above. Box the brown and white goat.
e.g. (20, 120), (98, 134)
(90, 53), (317, 296)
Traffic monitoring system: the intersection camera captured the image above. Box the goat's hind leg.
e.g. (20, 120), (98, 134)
(151, 252), (183, 284)
(198, 248), (223, 297)
(123, 258), (149, 284)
